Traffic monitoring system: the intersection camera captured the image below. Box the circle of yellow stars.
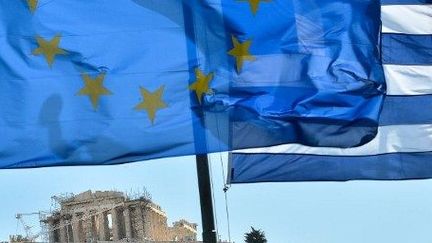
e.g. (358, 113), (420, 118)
(26, 0), (270, 124)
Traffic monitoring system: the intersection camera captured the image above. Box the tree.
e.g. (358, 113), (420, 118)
(244, 227), (267, 243)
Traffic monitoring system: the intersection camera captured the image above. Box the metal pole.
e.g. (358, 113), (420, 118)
(180, 1), (217, 241)
(196, 154), (217, 243)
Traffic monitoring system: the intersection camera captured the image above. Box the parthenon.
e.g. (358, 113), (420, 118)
(42, 190), (197, 242)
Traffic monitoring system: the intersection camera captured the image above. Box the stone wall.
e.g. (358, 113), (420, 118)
(142, 203), (169, 240)
(168, 220), (198, 241)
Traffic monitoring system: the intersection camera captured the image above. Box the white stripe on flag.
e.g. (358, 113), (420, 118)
(381, 5), (432, 34)
(235, 124), (432, 156)
(385, 65), (432, 95)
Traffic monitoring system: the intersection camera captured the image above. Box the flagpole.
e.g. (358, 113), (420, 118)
(180, 0), (218, 241)
(196, 154), (217, 243)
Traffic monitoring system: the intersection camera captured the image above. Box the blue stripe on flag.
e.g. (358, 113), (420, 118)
(381, 0), (432, 4)
(382, 34), (432, 65)
(231, 152), (432, 183)
(381, 95), (432, 125)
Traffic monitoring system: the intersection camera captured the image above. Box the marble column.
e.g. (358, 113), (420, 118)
(123, 206), (133, 239)
(72, 214), (81, 243)
(111, 207), (121, 240)
(134, 205), (146, 239)
(59, 217), (68, 243)
(84, 213), (93, 241)
(98, 211), (109, 241)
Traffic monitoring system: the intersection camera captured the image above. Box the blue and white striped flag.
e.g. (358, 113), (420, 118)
(229, 0), (432, 183)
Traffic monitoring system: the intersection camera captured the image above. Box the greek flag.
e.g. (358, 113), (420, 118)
(229, 0), (432, 183)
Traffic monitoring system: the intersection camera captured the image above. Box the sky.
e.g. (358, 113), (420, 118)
(1, 153), (432, 243)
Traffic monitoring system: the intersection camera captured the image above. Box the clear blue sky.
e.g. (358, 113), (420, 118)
(1, 153), (432, 243)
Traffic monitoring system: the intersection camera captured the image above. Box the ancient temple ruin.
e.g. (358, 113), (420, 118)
(42, 190), (197, 242)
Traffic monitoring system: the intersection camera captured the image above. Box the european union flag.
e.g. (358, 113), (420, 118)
(0, 0), (384, 168)
(230, 0), (432, 183)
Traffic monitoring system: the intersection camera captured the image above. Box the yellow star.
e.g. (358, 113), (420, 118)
(32, 35), (67, 67)
(189, 68), (214, 104)
(27, 0), (38, 13)
(239, 0), (271, 15)
(77, 73), (112, 110)
(228, 36), (256, 73)
(135, 85), (168, 124)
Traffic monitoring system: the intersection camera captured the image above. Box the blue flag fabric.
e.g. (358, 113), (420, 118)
(0, 0), (384, 168)
(216, 0), (385, 148)
(229, 0), (432, 183)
